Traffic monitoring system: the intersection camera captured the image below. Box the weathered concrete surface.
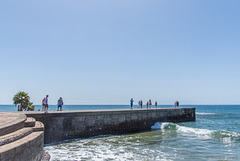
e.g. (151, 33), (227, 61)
(25, 108), (195, 144)
(0, 112), (45, 161)
(0, 131), (44, 161)
(0, 112), (26, 137)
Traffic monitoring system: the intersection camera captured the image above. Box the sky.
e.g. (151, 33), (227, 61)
(0, 0), (240, 105)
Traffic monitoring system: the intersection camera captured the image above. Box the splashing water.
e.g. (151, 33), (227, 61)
(45, 105), (240, 161)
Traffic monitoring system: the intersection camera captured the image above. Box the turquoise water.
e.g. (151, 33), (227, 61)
(1, 105), (240, 160)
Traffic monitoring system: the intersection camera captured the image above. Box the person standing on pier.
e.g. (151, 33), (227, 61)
(155, 101), (157, 108)
(149, 99), (152, 109)
(44, 95), (49, 110)
(140, 100), (143, 109)
(177, 101), (179, 108)
(130, 98), (134, 109)
(138, 100), (141, 109)
(57, 97), (64, 111)
(42, 98), (45, 111)
(146, 101), (149, 109)
(174, 101), (177, 108)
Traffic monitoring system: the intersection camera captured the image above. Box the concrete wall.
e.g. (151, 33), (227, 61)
(26, 108), (195, 144)
(0, 132), (44, 161)
(0, 113), (44, 161)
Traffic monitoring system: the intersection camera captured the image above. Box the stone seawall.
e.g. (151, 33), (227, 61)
(25, 108), (195, 144)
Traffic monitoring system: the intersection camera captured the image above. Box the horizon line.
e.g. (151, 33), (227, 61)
(1, 104), (240, 106)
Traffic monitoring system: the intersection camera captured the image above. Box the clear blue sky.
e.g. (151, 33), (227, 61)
(0, 0), (240, 105)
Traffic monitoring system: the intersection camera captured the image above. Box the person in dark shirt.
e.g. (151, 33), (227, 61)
(130, 98), (134, 109)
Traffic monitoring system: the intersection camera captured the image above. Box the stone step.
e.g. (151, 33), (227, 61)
(0, 127), (33, 146)
(0, 131), (44, 161)
(24, 117), (36, 127)
(0, 113), (27, 137)
(33, 121), (44, 132)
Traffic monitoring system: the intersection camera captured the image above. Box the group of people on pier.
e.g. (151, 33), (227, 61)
(42, 95), (64, 112)
(130, 98), (180, 109)
(174, 101), (180, 108)
(130, 98), (157, 109)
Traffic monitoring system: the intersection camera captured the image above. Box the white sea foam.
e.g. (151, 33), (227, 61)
(159, 122), (212, 137)
(213, 130), (240, 138)
(46, 124), (240, 161)
(45, 134), (173, 161)
(151, 122), (240, 140)
(176, 124), (212, 136)
(196, 112), (216, 115)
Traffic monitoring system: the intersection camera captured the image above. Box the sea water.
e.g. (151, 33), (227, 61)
(1, 105), (240, 160)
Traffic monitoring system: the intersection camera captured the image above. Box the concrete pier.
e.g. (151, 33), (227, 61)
(0, 108), (195, 160)
(25, 108), (195, 144)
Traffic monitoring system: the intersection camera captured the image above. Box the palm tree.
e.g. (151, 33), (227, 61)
(13, 91), (34, 111)
(27, 102), (35, 111)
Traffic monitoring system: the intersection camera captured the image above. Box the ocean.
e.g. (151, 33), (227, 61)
(1, 105), (240, 160)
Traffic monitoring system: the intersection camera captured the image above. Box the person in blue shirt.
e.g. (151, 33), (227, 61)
(130, 98), (134, 109)
(44, 95), (49, 111)
(57, 97), (64, 111)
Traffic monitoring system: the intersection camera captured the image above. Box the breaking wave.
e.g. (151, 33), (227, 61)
(151, 122), (240, 140)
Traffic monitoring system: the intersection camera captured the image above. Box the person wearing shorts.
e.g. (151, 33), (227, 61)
(57, 97), (64, 111)
(44, 95), (49, 111)
(130, 98), (134, 109)
(42, 98), (45, 111)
